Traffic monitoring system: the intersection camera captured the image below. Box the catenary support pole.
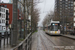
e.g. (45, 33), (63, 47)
(11, 0), (18, 47)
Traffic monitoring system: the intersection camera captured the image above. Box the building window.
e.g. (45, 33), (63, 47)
(65, 2), (68, 4)
(65, 5), (68, 7)
(60, 8), (62, 10)
(0, 20), (1, 23)
(60, 11), (62, 12)
(65, 8), (67, 9)
(68, 4), (70, 6)
(74, 17), (75, 21)
(0, 25), (2, 30)
(1, 14), (3, 18)
(60, 5), (62, 7)
(74, 7), (75, 10)
(1, 14), (3, 17)
(74, 2), (75, 5)
(71, 1), (73, 3)
(60, 13), (61, 15)
(71, 4), (73, 6)
(66, 0), (68, 1)
(3, 14), (5, 18)
(60, 2), (62, 4)
(5, 5), (7, 8)
(3, 9), (5, 12)
(1, 8), (5, 12)
(1, 14), (5, 18)
(69, 1), (70, 3)
(74, 12), (75, 16)
(74, 23), (75, 26)
(2, 20), (5, 23)
(1, 8), (3, 12)
(71, 7), (73, 9)
(3, 9), (4, 12)
(60, 0), (62, 1)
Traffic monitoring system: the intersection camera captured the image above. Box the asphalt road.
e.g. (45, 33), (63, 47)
(31, 29), (75, 50)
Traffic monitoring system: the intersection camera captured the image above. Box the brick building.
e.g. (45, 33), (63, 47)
(0, 4), (9, 34)
(0, 3), (13, 24)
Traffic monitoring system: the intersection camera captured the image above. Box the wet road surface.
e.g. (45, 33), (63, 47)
(0, 38), (11, 50)
(31, 30), (75, 50)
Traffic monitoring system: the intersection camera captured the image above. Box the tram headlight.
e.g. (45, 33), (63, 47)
(53, 24), (55, 25)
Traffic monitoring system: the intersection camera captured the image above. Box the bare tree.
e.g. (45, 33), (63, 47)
(43, 11), (54, 27)
(30, 0), (40, 32)
(32, 8), (40, 31)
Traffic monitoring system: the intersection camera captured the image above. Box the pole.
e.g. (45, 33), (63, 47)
(11, 0), (18, 46)
(24, 0), (26, 38)
(0, 33), (1, 47)
(31, 0), (33, 33)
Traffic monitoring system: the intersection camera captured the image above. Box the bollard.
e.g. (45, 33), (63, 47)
(0, 33), (1, 47)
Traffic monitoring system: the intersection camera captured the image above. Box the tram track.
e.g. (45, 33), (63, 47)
(42, 32), (61, 50)
(59, 36), (75, 45)
(46, 33), (75, 46)
(40, 35), (48, 50)
(44, 32), (75, 50)
(45, 34), (70, 46)
(32, 30), (75, 50)
(37, 32), (48, 50)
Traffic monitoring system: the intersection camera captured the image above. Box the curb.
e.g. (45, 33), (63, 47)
(61, 34), (75, 40)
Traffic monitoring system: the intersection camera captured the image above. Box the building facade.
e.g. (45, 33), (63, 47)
(55, 0), (74, 33)
(0, 3), (13, 24)
(0, 3), (13, 35)
(73, 1), (75, 30)
(0, 5), (9, 33)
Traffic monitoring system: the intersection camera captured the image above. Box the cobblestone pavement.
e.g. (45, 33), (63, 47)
(31, 29), (75, 50)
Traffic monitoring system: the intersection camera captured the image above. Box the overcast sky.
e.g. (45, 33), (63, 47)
(1, 0), (55, 27)
(1, 0), (9, 2)
(37, 0), (55, 26)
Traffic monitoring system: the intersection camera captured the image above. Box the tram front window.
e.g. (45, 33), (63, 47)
(51, 23), (59, 31)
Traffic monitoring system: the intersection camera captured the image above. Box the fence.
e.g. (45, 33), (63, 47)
(11, 33), (32, 50)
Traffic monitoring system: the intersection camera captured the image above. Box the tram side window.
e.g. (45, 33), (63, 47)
(48, 26), (50, 30)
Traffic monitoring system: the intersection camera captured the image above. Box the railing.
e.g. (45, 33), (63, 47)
(11, 33), (32, 50)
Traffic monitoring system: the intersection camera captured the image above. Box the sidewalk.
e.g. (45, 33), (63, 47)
(61, 34), (75, 40)
(31, 32), (38, 50)
(0, 38), (12, 50)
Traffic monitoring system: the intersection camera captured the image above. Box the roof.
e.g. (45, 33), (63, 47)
(0, 3), (12, 4)
(51, 21), (60, 23)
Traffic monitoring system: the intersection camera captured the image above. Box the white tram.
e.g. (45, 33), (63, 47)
(45, 20), (60, 35)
